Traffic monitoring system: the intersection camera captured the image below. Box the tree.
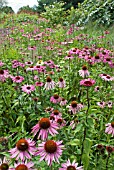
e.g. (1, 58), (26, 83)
(1, 6), (14, 14)
(0, 0), (8, 8)
(36, 0), (84, 13)
(17, 5), (35, 14)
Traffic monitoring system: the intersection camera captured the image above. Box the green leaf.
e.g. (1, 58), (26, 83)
(84, 138), (92, 155)
(74, 123), (83, 134)
(82, 154), (89, 170)
(66, 139), (80, 146)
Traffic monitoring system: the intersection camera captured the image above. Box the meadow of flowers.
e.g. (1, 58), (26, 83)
(0, 14), (114, 170)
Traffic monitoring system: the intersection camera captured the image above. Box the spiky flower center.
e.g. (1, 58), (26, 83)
(26, 86), (31, 90)
(15, 164), (28, 170)
(106, 76), (110, 79)
(67, 166), (76, 170)
(44, 140), (57, 153)
(103, 74), (107, 76)
(15, 76), (21, 80)
(95, 55), (100, 59)
(61, 98), (65, 101)
(39, 118), (50, 129)
(106, 146), (113, 153)
(46, 76), (52, 82)
(82, 65), (87, 70)
(16, 139), (29, 151)
(106, 58), (111, 61)
(84, 81), (92, 86)
(71, 101), (77, 108)
(111, 122), (114, 128)
(53, 94), (59, 99)
(0, 163), (9, 170)
(97, 144), (103, 149)
(57, 118), (63, 125)
(59, 78), (63, 82)
(0, 70), (4, 75)
(53, 110), (59, 115)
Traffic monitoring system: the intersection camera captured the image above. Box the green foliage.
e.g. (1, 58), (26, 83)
(1, 6), (14, 14)
(73, 0), (114, 26)
(17, 5), (37, 14)
(41, 1), (67, 26)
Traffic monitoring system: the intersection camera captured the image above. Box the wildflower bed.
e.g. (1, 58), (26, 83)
(0, 14), (114, 170)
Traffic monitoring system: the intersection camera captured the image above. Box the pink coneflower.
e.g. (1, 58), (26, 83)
(0, 157), (10, 170)
(94, 86), (100, 92)
(22, 85), (35, 94)
(26, 66), (35, 71)
(11, 161), (34, 170)
(107, 101), (113, 108)
(35, 140), (64, 166)
(9, 138), (36, 161)
(68, 101), (83, 114)
(78, 65), (90, 78)
(105, 122), (114, 136)
(56, 117), (66, 128)
(64, 54), (74, 60)
(35, 82), (44, 87)
(70, 119), (79, 129)
(31, 118), (59, 140)
(59, 159), (83, 170)
(97, 101), (105, 108)
(57, 78), (66, 88)
(94, 54), (101, 63)
(106, 146), (114, 154)
(0, 61), (4, 67)
(50, 94), (61, 104)
(80, 78), (95, 87)
(50, 110), (62, 119)
(28, 46), (36, 50)
(103, 75), (114, 81)
(45, 107), (54, 113)
(44, 76), (55, 90)
(25, 61), (33, 65)
(0, 70), (9, 82)
(11, 76), (24, 83)
(60, 98), (67, 106)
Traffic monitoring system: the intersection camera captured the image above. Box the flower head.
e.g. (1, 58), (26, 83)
(21, 85), (35, 94)
(9, 138), (36, 161)
(11, 76), (24, 83)
(80, 78), (95, 87)
(78, 66), (90, 78)
(68, 101), (83, 114)
(59, 159), (83, 170)
(50, 94), (61, 104)
(11, 161), (34, 170)
(31, 118), (59, 140)
(35, 140), (64, 166)
(105, 122), (114, 136)
(44, 76), (55, 90)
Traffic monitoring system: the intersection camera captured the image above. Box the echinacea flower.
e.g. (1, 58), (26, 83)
(57, 78), (66, 88)
(50, 110), (62, 119)
(59, 159), (83, 170)
(50, 94), (61, 104)
(68, 101), (83, 114)
(35, 140), (64, 166)
(21, 85), (35, 94)
(0, 61), (4, 67)
(105, 122), (114, 136)
(0, 70), (9, 82)
(9, 138), (36, 161)
(106, 146), (114, 154)
(80, 78), (95, 87)
(107, 101), (113, 108)
(44, 76), (55, 90)
(0, 157), (10, 170)
(78, 65), (90, 78)
(94, 86), (100, 92)
(60, 98), (67, 106)
(11, 161), (34, 170)
(31, 118), (59, 140)
(11, 76), (24, 83)
(97, 101), (105, 108)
